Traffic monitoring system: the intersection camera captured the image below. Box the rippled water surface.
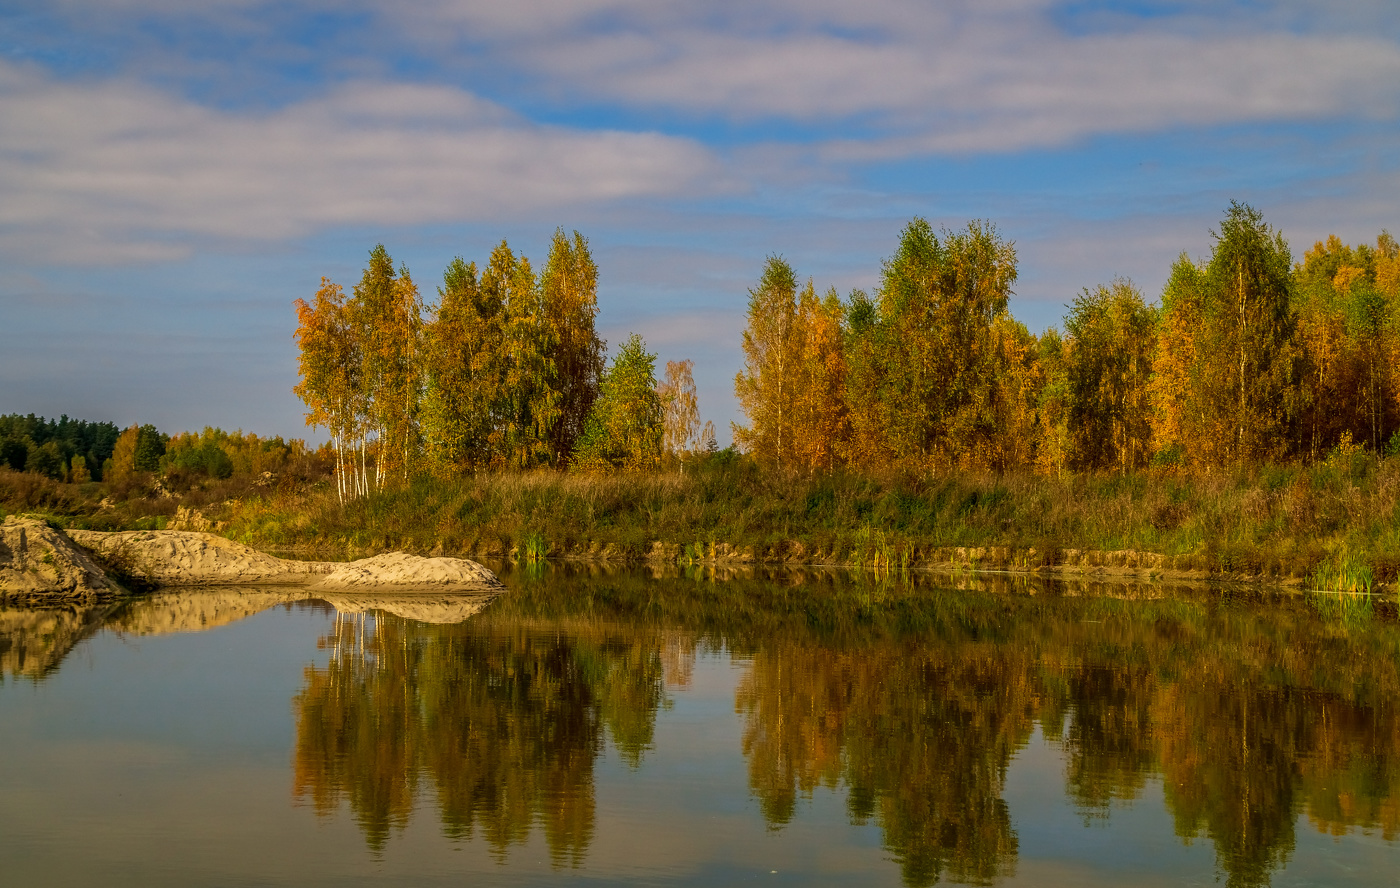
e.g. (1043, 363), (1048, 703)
(2, 568), (1398, 887)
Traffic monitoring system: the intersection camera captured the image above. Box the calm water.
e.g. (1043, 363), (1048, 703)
(2, 568), (1398, 887)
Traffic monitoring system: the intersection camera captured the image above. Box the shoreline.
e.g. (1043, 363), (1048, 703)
(263, 537), (1374, 595)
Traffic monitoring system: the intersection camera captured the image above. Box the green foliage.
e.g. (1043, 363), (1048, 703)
(160, 429), (252, 480)
(1064, 280), (1156, 472)
(521, 531), (547, 564)
(27, 441), (65, 480)
(733, 255), (799, 466)
(0, 414), (121, 481)
(844, 218), (1018, 470)
(421, 257), (494, 474)
(572, 334), (663, 471)
(133, 424), (166, 472)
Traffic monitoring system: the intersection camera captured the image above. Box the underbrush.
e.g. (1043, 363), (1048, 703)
(6, 453), (1400, 585)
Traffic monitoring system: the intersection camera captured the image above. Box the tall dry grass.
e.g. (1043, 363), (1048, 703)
(6, 449), (1400, 584)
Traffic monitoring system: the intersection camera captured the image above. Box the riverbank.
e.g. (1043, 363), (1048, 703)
(0, 515), (502, 603)
(5, 450), (1398, 593)
(218, 455), (1399, 592)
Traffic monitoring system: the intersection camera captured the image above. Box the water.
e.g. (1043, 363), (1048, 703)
(2, 568), (1398, 887)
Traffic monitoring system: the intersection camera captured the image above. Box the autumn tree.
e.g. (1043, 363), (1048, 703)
(352, 245), (423, 485)
(1153, 203), (1297, 468)
(572, 334), (663, 471)
(1063, 280), (1157, 473)
(1034, 328), (1071, 476)
(658, 359), (700, 458)
(540, 229), (605, 465)
(789, 284), (849, 474)
(480, 241), (560, 469)
(108, 424), (140, 483)
(733, 257), (800, 468)
(844, 219), (1018, 470)
(1293, 232), (1400, 456)
(984, 315), (1044, 472)
(421, 258), (496, 475)
(294, 278), (367, 500)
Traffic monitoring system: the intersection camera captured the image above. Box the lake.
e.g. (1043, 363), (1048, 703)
(2, 567), (1397, 887)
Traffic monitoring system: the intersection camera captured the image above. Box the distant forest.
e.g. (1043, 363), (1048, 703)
(0, 416), (306, 490)
(0, 414), (121, 482)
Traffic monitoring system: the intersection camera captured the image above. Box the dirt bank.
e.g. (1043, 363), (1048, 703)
(1, 521), (502, 603)
(0, 516), (117, 604)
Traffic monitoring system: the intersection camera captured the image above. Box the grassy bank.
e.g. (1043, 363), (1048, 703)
(7, 446), (1398, 589)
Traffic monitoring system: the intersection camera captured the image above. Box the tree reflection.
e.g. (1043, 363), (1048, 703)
(738, 642), (1032, 886)
(720, 575), (1400, 888)
(292, 611), (668, 863)
(283, 567), (1400, 886)
(1057, 662), (1156, 818)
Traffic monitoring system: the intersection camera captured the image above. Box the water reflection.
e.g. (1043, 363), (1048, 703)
(0, 604), (117, 680)
(483, 569), (1400, 888)
(291, 608), (673, 864)
(3, 568), (1399, 887)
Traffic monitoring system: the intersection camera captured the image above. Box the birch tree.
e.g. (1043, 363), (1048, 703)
(659, 359), (699, 457)
(541, 229), (605, 465)
(1063, 280), (1157, 473)
(294, 278), (366, 500)
(733, 256), (799, 468)
(844, 219), (1017, 471)
(351, 245), (422, 487)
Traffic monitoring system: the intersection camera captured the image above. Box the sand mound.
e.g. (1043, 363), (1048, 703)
(0, 516), (116, 603)
(7, 527), (501, 597)
(68, 529), (333, 585)
(312, 552), (501, 590)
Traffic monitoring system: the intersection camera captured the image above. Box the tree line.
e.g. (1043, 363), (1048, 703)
(0, 414), (122, 482)
(0, 414), (310, 492)
(735, 202), (1400, 474)
(293, 230), (714, 500)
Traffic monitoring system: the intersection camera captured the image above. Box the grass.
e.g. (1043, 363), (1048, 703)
(8, 449), (1400, 587)
(1309, 547), (1377, 627)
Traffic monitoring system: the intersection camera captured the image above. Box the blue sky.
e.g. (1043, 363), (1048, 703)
(3, 0), (1398, 444)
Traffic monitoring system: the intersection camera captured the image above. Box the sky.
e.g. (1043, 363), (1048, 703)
(2, 0), (1399, 444)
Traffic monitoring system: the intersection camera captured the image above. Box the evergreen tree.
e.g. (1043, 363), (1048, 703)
(573, 334), (663, 471)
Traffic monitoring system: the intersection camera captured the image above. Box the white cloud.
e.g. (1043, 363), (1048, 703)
(19, 1), (1400, 166)
(517, 18), (1400, 155)
(0, 63), (717, 262)
(348, 1), (1398, 150)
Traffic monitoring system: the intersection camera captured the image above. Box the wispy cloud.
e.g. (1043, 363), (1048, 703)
(26, 1), (1400, 158)
(401, 0), (1400, 153)
(0, 63), (717, 262)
